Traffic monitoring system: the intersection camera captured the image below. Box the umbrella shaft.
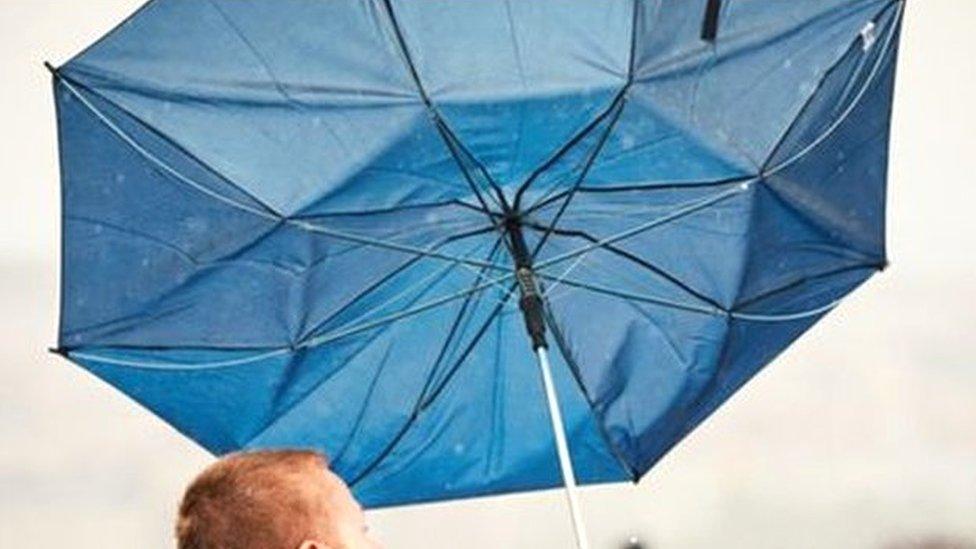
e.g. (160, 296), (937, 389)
(536, 346), (590, 549)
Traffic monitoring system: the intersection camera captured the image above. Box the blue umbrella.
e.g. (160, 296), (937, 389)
(49, 1), (905, 546)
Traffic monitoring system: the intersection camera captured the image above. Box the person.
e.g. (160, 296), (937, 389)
(175, 449), (382, 549)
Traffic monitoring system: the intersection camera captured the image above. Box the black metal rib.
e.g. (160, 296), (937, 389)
(290, 198), (489, 220)
(541, 300), (639, 480)
(511, 88), (626, 211)
(512, 0), (641, 214)
(327, 237), (506, 466)
(521, 0), (641, 266)
(524, 175), (755, 216)
(377, 0), (510, 215)
(348, 255), (515, 488)
(296, 224), (496, 343)
(522, 222), (725, 311)
(418, 285), (514, 411)
(733, 262), (884, 312)
(528, 95), (628, 262)
(535, 274), (718, 317)
(247, 234), (509, 449)
(701, 0), (722, 42)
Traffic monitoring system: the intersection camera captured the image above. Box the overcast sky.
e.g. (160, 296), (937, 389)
(1, 1), (974, 548)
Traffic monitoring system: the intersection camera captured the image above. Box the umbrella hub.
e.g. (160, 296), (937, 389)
(504, 216), (548, 351)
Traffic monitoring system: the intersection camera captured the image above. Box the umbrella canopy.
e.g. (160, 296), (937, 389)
(51, 0), (904, 511)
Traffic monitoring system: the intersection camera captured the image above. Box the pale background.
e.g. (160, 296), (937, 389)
(1, 1), (974, 548)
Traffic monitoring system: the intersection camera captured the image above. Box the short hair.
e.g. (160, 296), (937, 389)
(176, 450), (327, 549)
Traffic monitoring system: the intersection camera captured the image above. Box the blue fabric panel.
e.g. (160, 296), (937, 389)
(635, 266), (876, 474)
(546, 283), (730, 474)
(739, 8), (900, 305)
(388, 0), (633, 191)
(629, 0), (889, 169)
(72, 348), (294, 453)
(345, 308), (629, 508)
(529, 184), (755, 309)
(64, 0), (468, 216)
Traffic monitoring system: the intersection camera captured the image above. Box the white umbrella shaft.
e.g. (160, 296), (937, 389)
(535, 346), (590, 549)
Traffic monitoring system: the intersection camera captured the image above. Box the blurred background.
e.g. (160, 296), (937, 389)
(1, 1), (974, 548)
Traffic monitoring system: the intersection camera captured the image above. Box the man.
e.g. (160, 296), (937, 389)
(176, 450), (382, 549)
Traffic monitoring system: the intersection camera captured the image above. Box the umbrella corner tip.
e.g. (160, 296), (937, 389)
(43, 61), (58, 74)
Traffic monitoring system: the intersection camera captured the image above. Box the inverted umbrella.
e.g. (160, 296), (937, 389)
(49, 0), (905, 546)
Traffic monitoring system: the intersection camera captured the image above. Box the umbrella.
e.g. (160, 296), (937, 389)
(49, 1), (905, 546)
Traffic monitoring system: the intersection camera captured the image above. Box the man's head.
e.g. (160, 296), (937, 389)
(176, 450), (381, 549)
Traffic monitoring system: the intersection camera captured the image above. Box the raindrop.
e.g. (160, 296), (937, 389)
(620, 132), (637, 149)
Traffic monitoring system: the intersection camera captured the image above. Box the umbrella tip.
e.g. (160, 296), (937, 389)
(48, 347), (67, 356)
(43, 61), (58, 75)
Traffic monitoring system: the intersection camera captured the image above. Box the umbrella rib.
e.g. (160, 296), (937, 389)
(246, 238), (510, 450)
(349, 285), (515, 489)
(733, 262), (883, 311)
(339, 240), (507, 483)
(541, 302), (639, 480)
(296, 271), (515, 352)
(55, 72), (282, 218)
(510, 88), (626, 211)
(377, 0), (511, 217)
(524, 175), (754, 216)
(416, 239), (508, 406)
(326, 344), (397, 467)
(289, 198), (488, 220)
(534, 181), (755, 272)
(528, 92), (628, 262)
(523, 1), (639, 263)
(55, 75), (508, 275)
(523, 222), (725, 310)
(536, 275), (720, 317)
(299, 251), (482, 349)
(512, 0), (640, 211)
(67, 260), (516, 372)
(58, 66), (481, 221)
(68, 348), (292, 371)
(417, 285), (516, 412)
(732, 301), (841, 322)
(295, 226), (498, 343)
